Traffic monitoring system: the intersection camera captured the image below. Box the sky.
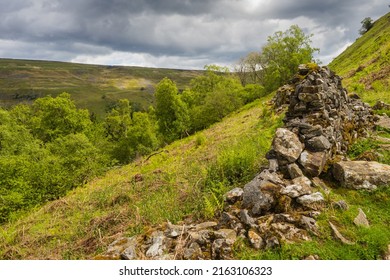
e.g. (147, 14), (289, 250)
(0, 0), (389, 69)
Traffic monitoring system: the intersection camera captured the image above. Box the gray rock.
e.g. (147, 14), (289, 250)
(306, 135), (332, 151)
(353, 208), (369, 227)
(287, 163), (304, 179)
(333, 161), (390, 190)
(224, 187), (243, 204)
(239, 209), (255, 226)
(281, 183), (312, 198)
(212, 239), (234, 260)
(242, 178), (274, 216)
(215, 229), (237, 242)
(268, 158), (279, 172)
(195, 221), (217, 231)
(105, 237), (138, 260)
(297, 192), (325, 209)
(273, 128), (304, 163)
(183, 242), (202, 260)
(299, 150), (327, 177)
(146, 231), (165, 258)
(329, 222), (354, 245)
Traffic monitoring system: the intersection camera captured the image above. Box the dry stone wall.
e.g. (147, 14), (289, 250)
(97, 65), (387, 260)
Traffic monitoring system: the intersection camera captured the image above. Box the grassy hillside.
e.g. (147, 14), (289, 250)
(0, 96), (282, 259)
(0, 59), (202, 117)
(329, 12), (390, 105)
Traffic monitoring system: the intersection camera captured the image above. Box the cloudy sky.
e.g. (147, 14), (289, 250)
(0, 0), (389, 69)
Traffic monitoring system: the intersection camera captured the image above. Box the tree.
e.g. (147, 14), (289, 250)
(155, 78), (190, 143)
(29, 92), (92, 142)
(359, 17), (374, 35)
(236, 25), (319, 93)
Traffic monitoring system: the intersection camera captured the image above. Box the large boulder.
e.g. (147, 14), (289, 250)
(299, 150), (327, 177)
(333, 161), (390, 189)
(273, 128), (304, 163)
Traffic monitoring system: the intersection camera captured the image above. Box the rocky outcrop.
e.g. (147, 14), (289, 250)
(333, 161), (390, 190)
(98, 64), (389, 260)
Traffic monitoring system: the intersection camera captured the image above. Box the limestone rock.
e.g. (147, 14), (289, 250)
(306, 135), (331, 151)
(146, 231), (165, 258)
(195, 221), (217, 231)
(297, 192), (325, 210)
(287, 163), (303, 179)
(333, 161), (390, 189)
(281, 183), (312, 198)
(273, 128), (304, 163)
(329, 222), (354, 245)
(102, 237), (138, 260)
(224, 187), (243, 204)
(183, 242), (202, 260)
(353, 208), (369, 227)
(299, 150), (327, 177)
(242, 178), (274, 216)
(248, 230), (264, 249)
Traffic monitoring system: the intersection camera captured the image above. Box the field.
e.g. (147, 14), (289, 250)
(0, 59), (202, 117)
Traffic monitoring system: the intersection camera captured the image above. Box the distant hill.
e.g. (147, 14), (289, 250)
(0, 59), (202, 117)
(329, 12), (390, 104)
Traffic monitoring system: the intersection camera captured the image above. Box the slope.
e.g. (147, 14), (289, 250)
(329, 12), (390, 105)
(0, 59), (202, 117)
(0, 96), (282, 259)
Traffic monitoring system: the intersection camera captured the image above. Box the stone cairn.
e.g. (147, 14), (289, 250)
(97, 65), (380, 260)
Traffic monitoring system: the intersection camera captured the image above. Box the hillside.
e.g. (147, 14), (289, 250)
(0, 96), (281, 259)
(0, 59), (202, 117)
(329, 12), (390, 105)
(1, 13), (390, 260)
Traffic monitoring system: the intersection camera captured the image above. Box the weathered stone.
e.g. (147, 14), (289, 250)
(304, 255), (320, 260)
(329, 222), (354, 245)
(333, 161), (390, 190)
(332, 200), (349, 211)
(306, 135), (331, 151)
(300, 125), (323, 139)
(292, 176), (312, 188)
(265, 236), (280, 249)
(268, 159), (278, 172)
(212, 239), (234, 260)
(353, 208), (369, 228)
(299, 216), (318, 234)
(248, 230), (264, 249)
(189, 230), (213, 246)
(195, 222), (217, 231)
(183, 242), (202, 260)
(224, 188), (243, 204)
(146, 231), (165, 258)
(215, 229), (237, 242)
(281, 183), (312, 198)
(258, 169), (285, 186)
(242, 178), (274, 216)
(273, 128), (304, 163)
(311, 177), (330, 194)
(297, 192), (325, 210)
(287, 163), (303, 179)
(271, 222), (311, 242)
(299, 150), (327, 177)
(239, 209), (255, 226)
(103, 237), (138, 260)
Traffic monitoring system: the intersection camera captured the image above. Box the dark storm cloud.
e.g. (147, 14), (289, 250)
(0, 0), (388, 68)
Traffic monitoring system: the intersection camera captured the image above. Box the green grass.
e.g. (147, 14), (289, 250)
(329, 12), (390, 105)
(0, 95), (282, 259)
(0, 58), (203, 118)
